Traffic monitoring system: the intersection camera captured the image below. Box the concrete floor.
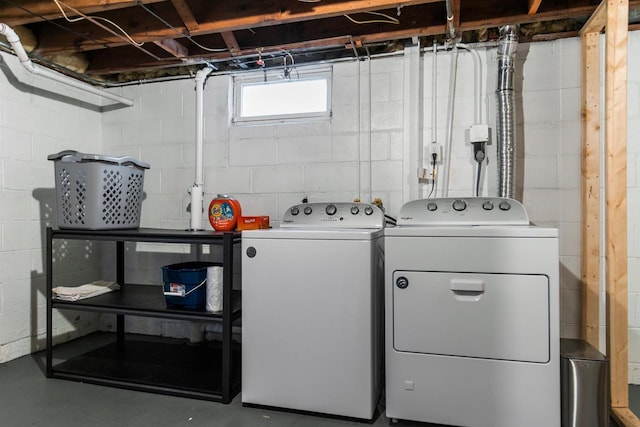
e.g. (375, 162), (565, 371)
(0, 347), (625, 427)
(0, 349), (401, 427)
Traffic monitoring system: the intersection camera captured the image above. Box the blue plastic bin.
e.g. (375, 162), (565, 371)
(162, 261), (220, 309)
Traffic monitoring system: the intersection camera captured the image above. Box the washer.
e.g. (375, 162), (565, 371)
(241, 202), (384, 420)
(385, 197), (560, 427)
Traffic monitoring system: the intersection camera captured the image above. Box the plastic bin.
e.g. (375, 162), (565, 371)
(162, 262), (220, 309)
(48, 150), (150, 230)
(560, 338), (609, 427)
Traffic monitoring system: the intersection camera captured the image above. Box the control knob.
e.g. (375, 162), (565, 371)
(304, 206), (313, 215)
(364, 206), (374, 216)
(325, 204), (337, 216)
(290, 207), (300, 216)
(452, 199), (467, 212)
(350, 205), (360, 215)
(427, 202), (438, 212)
(482, 201), (494, 211)
(499, 201), (511, 211)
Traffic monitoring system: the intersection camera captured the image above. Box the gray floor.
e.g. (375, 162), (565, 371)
(0, 348), (400, 427)
(0, 348), (626, 427)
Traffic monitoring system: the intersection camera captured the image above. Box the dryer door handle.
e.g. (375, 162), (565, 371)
(450, 279), (485, 296)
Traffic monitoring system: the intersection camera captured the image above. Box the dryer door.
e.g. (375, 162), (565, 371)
(392, 271), (550, 363)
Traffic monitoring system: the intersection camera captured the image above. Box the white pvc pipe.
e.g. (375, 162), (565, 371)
(0, 23), (133, 107)
(189, 67), (213, 231)
(441, 45), (459, 198)
(457, 43), (482, 124)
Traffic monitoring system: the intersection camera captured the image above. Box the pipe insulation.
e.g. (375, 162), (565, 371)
(189, 66), (214, 231)
(495, 25), (518, 199)
(0, 23), (133, 107)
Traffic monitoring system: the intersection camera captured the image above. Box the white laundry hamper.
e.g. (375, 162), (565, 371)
(48, 150), (150, 230)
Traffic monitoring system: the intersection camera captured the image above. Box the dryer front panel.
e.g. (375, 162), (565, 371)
(392, 271), (549, 363)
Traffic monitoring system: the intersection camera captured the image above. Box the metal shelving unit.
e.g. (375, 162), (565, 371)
(45, 227), (241, 403)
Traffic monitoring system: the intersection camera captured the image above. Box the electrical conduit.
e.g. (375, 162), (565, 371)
(0, 23), (133, 107)
(189, 66), (214, 230)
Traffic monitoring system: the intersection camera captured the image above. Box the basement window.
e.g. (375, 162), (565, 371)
(233, 68), (332, 123)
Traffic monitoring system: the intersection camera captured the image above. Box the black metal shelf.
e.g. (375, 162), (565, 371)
(46, 227), (241, 403)
(51, 334), (241, 401)
(52, 285), (242, 322)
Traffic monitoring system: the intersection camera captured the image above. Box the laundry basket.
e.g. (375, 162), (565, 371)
(48, 150), (150, 230)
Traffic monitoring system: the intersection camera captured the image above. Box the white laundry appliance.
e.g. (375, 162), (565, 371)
(385, 197), (559, 427)
(241, 202), (385, 420)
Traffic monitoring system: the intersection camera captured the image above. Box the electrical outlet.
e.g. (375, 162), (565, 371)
(428, 142), (442, 163)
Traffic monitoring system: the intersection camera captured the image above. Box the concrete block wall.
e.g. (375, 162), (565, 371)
(0, 52), (104, 362)
(102, 38), (585, 346)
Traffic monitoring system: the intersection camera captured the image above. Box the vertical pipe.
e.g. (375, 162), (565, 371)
(190, 67), (213, 230)
(442, 44), (459, 197)
(445, 0), (456, 40)
(496, 25), (519, 199)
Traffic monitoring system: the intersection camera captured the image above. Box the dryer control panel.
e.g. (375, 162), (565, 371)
(397, 197), (529, 226)
(281, 202), (384, 229)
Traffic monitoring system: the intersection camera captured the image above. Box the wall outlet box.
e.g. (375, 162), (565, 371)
(428, 142), (442, 162)
(469, 124), (489, 143)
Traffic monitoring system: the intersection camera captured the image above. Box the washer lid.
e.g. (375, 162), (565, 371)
(397, 197), (529, 226)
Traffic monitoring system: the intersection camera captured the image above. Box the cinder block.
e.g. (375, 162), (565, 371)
(253, 165), (304, 193)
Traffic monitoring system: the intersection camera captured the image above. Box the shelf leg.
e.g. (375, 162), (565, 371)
(46, 227), (53, 377)
(222, 232), (233, 403)
(116, 241), (125, 342)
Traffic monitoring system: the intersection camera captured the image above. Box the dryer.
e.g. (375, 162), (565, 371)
(385, 197), (559, 427)
(241, 202), (384, 420)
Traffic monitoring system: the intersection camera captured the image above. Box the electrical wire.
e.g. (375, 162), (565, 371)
(475, 161), (482, 197)
(134, 0), (228, 53)
(344, 11), (400, 25)
(428, 153), (437, 199)
(53, 0), (144, 47)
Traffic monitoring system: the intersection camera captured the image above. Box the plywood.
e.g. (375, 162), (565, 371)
(580, 30), (601, 349)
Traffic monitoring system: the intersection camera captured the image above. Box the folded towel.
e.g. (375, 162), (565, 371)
(53, 280), (120, 301)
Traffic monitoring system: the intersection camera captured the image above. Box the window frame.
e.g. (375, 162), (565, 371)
(232, 67), (332, 124)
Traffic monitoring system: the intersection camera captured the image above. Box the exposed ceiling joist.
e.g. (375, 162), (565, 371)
(169, 0), (198, 32)
(1, 0), (639, 82)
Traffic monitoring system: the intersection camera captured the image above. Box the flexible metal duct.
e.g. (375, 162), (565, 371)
(496, 25), (518, 198)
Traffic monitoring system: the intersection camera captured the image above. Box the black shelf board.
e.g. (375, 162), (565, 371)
(53, 284), (241, 322)
(51, 335), (241, 402)
(50, 227), (241, 244)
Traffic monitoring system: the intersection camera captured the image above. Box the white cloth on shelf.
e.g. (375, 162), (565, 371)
(52, 280), (120, 301)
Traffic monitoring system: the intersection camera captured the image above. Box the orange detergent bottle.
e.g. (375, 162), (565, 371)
(208, 195), (242, 231)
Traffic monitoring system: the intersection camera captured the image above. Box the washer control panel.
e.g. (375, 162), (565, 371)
(281, 202), (384, 229)
(397, 197), (529, 226)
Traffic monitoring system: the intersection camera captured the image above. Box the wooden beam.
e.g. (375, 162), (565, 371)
(613, 408), (640, 427)
(220, 32), (241, 56)
(604, 0), (629, 412)
(528, 0), (543, 15)
(0, 0), (164, 26)
(153, 38), (188, 58)
(170, 0), (199, 32)
(581, 29), (601, 349)
(581, 0), (608, 34)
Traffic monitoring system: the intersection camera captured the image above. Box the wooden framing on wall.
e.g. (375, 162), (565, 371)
(580, 0), (635, 425)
